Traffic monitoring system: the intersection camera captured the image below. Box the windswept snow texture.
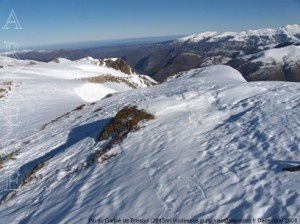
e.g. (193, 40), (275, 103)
(0, 56), (153, 141)
(0, 65), (299, 223)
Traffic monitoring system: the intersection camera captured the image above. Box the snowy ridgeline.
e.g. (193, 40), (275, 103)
(177, 24), (300, 44)
(0, 61), (299, 222)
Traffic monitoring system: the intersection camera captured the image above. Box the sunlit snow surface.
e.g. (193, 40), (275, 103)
(253, 45), (300, 64)
(0, 56), (152, 141)
(0, 63), (299, 223)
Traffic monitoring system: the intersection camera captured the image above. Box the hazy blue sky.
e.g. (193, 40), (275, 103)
(0, 0), (299, 48)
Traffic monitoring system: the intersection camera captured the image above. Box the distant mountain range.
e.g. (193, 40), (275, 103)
(10, 24), (300, 82)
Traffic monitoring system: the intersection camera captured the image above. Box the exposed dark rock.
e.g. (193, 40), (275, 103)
(283, 165), (300, 172)
(92, 105), (154, 163)
(98, 58), (134, 75)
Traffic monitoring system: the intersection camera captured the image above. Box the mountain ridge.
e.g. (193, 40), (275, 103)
(10, 24), (300, 82)
(177, 24), (300, 44)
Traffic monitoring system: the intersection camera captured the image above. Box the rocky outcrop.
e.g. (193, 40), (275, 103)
(96, 58), (134, 75)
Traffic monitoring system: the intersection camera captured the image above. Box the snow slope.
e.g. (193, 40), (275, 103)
(0, 55), (33, 67)
(238, 45), (300, 81)
(0, 56), (155, 142)
(0, 65), (299, 223)
(253, 45), (300, 65)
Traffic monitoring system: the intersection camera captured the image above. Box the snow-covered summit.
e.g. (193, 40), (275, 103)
(169, 65), (246, 84)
